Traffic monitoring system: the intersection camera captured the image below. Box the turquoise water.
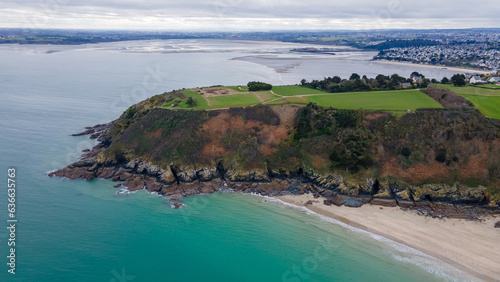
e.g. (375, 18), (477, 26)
(0, 40), (472, 281)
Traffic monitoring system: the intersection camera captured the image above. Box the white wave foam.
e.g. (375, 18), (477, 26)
(115, 186), (136, 195)
(259, 195), (477, 281)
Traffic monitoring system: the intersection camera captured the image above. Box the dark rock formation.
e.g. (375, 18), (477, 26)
(72, 123), (113, 137)
(324, 195), (344, 207)
(49, 151), (499, 219)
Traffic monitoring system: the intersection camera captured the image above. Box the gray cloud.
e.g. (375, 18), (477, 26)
(0, 0), (498, 30)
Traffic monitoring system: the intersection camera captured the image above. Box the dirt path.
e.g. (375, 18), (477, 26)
(269, 90), (283, 97)
(202, 95), (211, 106)
(253, 92), (265, 102)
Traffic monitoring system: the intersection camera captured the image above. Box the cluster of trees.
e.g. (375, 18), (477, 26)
(294, 103), (372, 172)
(300, 72), (426, 93)
(436, 74), (466, 86)
(300, 72), (472, 92)
(247, 81), (272, 91)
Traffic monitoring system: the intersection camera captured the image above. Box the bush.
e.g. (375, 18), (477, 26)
(401, 147), (411, 157)
(435, 148), (447, 163)
(186, 96), (198, 107)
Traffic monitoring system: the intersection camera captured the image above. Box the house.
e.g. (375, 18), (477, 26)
(488, 77), (500, 83)
(470, 76), (484, 84)
(412, 76), (423, 83)
(400, 82), (412, 89)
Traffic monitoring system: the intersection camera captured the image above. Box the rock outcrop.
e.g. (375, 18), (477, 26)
(50, 148), (499, 219)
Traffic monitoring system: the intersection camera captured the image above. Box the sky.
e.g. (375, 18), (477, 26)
(1, 0), (499, 31)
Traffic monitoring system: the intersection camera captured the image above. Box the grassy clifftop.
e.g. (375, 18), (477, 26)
(100, 91), (500, 201)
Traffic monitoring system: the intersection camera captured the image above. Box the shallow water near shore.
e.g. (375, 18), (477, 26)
(0, 39), (476, 281)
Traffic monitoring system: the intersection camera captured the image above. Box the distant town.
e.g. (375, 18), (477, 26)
(1, 28), (499, 72)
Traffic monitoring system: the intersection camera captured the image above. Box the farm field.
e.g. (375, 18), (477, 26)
(460, 94), (500, 119)
(162, 87), (446, 113)
(307, 90), (442, 111)
(208, 94), (261, 108)
(436, 84), (500, 96)
(434, 84), (500, 119)
(477, 84), (500, 89)
(271, 85), (330, 96)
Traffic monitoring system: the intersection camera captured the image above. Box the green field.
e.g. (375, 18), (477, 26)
(162, 90), (209, 110)
(254, 91), (279, 101)
(460, 95), (500, 119)
(225, 86), (249, 92)
(436, 85), (500, 96)
(271, 85), (329, 96)
(477, 84), (500, 89)
(208, 94), (261, 108)
(308, 90), (443, 111)
(434, 84), (500, 119)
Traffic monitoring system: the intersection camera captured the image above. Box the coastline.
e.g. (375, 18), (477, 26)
(276, 193), (500, 281)
(372, 59), (491, 74)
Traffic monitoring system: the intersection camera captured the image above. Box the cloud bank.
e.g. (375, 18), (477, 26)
(1, 0), (499, 30)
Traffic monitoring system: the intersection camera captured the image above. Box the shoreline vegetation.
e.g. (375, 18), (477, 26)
(49, 78), (500, 280)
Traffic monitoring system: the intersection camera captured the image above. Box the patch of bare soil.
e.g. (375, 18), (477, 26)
(271, 106), (299, 126)
(194, 87), (243, 98)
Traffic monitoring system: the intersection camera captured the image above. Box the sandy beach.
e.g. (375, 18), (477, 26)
(373, 59), (491, 75)
(277, 194), (500, 281)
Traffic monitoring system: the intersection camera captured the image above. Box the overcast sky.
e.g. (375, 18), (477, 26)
(1, 0), (499, 31)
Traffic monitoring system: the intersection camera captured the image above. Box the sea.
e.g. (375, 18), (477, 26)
(0, 39), (477, 281)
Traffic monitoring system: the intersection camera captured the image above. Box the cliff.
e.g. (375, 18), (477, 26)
(50, 91), (500, 217)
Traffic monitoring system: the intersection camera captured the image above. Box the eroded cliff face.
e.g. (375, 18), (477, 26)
(50, 153), (497, 219)
(49, 96), (500, 216)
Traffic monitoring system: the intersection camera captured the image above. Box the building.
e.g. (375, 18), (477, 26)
(470, 76), (484, 84)
(412, 76), (423, 83)
(400, 82), (412, 89)
(488, 77), (500, 83)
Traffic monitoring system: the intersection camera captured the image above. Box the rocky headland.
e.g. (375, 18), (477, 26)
(49, 90), (500, 219)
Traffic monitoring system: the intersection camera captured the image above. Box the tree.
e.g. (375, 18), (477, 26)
(186, 96), (197, 107)
(441, 77), (450, 84)
(411, 71), (424, 78)
(451, 74), (466, 87)
(390, 74), (406, 86)
(349, 73), (360, 80)
(300, 79), (307, 86)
